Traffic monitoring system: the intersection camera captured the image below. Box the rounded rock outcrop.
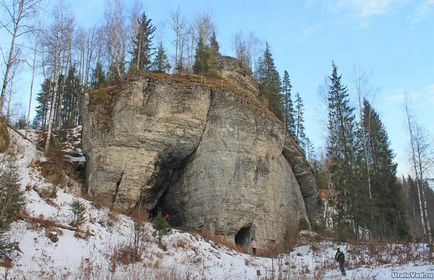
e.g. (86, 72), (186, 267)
(82, 62), (320, 252)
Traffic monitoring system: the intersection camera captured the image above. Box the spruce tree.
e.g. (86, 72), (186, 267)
(294, 92), (306, 145)
(91, 62), (106, 89)
(193, 34), (208, 75)
(130, 12), (156, 72)
(255, 43), (283, 119)
(207, 32), (220, 77)
(34, 79), (52, 129)
(282, 70), (295, 135)
(152, 42), (170, 73)
(61, 66), (81, 128)
(361, 99), (409, 239)
(326, 62), (358, 239)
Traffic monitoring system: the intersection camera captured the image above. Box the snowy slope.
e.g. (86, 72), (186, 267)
(1, 129), (433, 280)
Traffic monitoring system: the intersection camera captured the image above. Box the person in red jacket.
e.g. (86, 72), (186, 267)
(163, 212), (170, 221)
(251, 238), (257, 255)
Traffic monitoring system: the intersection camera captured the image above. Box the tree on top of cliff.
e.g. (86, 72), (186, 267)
(60, 66), (81, 128)
(130, 11), (156, 72)
(207, 32), (220, 77)
(193, 34), (209, 75)
(91, 62), (106, 89)
(294, 92), (306, 144)
(256, 43), (283, 119)
(282, 70), (295, 135)
(232, 32), (261, 74)
(152, 42), (171, 73)
(193, 31), (221, 77)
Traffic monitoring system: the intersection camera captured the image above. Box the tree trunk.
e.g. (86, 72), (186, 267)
(45, 55), (60, 152)
(25, 46), (37, 135)
(405, 101), (429, 241)
(0, 27), (18, 114)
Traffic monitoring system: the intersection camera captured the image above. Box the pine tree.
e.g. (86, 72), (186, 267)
(207, 32), (220, 77)
(130, 12), (156, 72)
(282, 70), (295, 135)
(193, 34), (208, 75)
(326, 62), (358, 239)
(255, 43), (283, 119)
(152, 42), (170, 73)
(91, 62), (106, 88)
(294, 92), (306, 145)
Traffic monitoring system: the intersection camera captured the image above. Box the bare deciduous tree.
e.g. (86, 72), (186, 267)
(84, 25), (104, 85)
(41, 2), (74, 152)
(193, 10), (215, 46)
(405, 97), (433, 243)
(103, 0), (127, 80)
(232, 31), (261, 73)
(170, 7), (187, 72)
(0, 0), (41, 114)
(24, 42), (37, 135)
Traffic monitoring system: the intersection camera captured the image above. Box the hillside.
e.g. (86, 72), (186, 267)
(0, 128), (432, 279)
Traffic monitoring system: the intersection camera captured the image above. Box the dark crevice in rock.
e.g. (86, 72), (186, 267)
(140, 88), (215, 222)
(113, 171), (124, 205)
(181, 88), (214, 166)
(282, 141), (320, 225)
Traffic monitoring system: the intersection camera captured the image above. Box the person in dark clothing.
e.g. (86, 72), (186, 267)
(335, 248), (346, 276)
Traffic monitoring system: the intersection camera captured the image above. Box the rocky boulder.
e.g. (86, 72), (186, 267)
(82, 58), (320, 251)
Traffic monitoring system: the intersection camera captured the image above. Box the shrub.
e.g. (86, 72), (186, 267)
(152, 213), (171, 236)
(70, 200), (86, 227)
(0, 155), (25, 257)
(110, 244), (141, 271)
(152, 213), (171, 248)
(0, 158), (25, 230)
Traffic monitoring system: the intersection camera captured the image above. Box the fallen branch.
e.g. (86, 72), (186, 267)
(7, 125), (44, 152)
(17, 212), (94, 237)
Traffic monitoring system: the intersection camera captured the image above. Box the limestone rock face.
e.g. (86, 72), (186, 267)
(82, 59), (320, 249)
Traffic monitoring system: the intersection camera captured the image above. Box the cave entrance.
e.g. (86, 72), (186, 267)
(149, 193), (169, 221)
(235, 225), (252, 249)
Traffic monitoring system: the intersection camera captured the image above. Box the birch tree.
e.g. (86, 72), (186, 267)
(405, 98), (433, 243)
(232, 31), (261, 73)
(170, 7), (187, 72)
(42, 2), (74, 152)
(25, 42), (37, 134)
(0, 0), (41, 114)
(104, 0), (127, 82)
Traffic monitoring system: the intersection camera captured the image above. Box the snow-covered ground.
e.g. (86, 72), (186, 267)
(1, 129), (433, 279)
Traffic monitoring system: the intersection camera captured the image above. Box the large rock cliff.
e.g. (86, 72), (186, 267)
(82, 57), (320, 250)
